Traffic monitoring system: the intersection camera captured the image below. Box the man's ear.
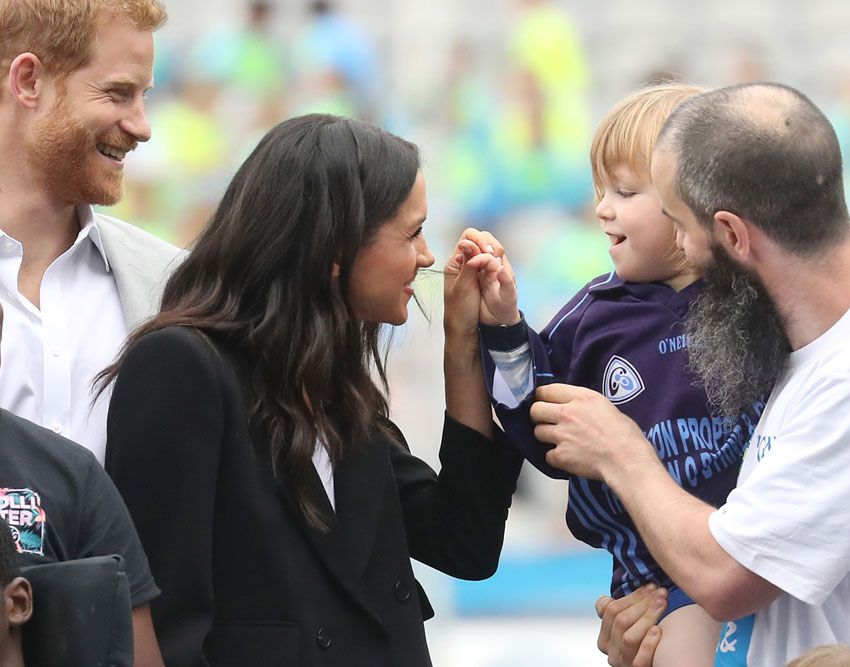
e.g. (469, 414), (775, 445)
(8, 53), (46, 109)
(712, 210), (752, 262)
(5, 577), (33, 627)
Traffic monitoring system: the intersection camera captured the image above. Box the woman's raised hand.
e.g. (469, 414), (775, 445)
(443, 228), (519, 334)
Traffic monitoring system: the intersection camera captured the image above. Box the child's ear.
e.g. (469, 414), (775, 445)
(331, 261), (340, 278)
(5, 577), (33, 627)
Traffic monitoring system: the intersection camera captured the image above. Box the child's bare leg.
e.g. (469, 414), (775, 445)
(653, 604), (719, 667)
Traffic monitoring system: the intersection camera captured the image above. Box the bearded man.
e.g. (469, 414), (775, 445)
(0, 0), (181, 463)
(530, 82), (850, 666)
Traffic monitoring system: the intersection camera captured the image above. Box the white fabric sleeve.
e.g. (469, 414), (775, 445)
(488, 343), (533, 409)
(708, 371), (850, 606)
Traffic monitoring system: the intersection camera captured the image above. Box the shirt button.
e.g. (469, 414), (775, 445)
(51, 347), (61, 357)
(51, 424), (63, 434)
(315, 627), (332, 650)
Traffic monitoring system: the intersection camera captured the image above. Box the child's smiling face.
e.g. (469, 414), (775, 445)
(596, 164), (697, 291)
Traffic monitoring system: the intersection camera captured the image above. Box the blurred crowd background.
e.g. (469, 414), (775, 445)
(109, 1), (850, 663)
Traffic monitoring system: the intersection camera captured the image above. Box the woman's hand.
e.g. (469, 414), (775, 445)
(443, 228), (518, 336)
(469, 250), (520, 326)
(443, 228), (503, 337)
(443, 228), (505, 437)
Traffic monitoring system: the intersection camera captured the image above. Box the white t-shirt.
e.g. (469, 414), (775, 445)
(708, 306), (850, 667)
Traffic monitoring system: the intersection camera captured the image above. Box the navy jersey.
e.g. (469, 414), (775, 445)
(483, 272), (764, 598)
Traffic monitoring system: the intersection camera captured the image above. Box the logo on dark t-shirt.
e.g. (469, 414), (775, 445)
(603, 355), (645, 404)
(0, 488), (46, 555)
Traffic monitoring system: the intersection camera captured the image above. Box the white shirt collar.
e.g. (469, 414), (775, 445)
(0, 206), (110, 272)
(75, 205), (111, 272)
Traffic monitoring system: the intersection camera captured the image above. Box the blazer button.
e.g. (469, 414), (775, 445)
(394, 579), (412, 603)
(316, 627), (332, 650)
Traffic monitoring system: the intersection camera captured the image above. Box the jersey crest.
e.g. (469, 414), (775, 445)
(603, 355), (645, 404)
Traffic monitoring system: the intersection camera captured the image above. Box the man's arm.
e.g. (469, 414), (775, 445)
(531, 384), (781, 621)
(77, 439), (165, 663)
(132, 605), (165, 667)
(78, 470), (164, 664)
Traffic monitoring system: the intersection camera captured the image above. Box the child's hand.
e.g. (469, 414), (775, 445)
(444, 228), (519, 330)
(465, 250), (520, 327)
(443, 229), (502, 338)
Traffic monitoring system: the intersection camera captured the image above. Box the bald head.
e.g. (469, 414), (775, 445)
(656, 82), (849, 254)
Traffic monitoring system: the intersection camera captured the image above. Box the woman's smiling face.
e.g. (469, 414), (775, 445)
(348, 172), (435, 325)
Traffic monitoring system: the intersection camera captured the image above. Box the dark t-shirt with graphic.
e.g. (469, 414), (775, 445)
(483, 272), (765, 598)
(0, 409), (158, 606)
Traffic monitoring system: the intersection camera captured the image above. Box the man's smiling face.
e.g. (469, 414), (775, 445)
(24, 16), (154, 205)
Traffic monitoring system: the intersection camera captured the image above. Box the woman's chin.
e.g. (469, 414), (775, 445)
(386, 312), (409, 326)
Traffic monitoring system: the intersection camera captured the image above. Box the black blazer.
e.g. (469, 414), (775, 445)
(105, 327), (522, 667)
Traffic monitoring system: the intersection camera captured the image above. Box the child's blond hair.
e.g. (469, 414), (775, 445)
(786, 645), (850, 667)
(590, 82), (709, 270)
(591, 82), (709, 200)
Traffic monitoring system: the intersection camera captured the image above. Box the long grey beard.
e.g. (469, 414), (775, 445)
(686, 246), (791, 417)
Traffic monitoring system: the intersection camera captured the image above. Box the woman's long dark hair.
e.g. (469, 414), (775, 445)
(98, 114), (420, 530)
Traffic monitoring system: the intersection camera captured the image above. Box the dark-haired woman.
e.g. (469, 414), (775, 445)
(101, 114), (522, 667)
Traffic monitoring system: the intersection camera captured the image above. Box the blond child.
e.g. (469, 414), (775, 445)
(457, 83), (764, 666)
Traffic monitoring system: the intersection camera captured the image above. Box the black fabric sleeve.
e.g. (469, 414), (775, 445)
(77, 454), (160, 607)
(480, 304), (584, 481)
(479, 316), (529, 352)
(390, 415), (522, 581)
(105, 328), (224, 667)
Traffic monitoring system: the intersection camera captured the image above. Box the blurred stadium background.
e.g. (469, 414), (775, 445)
(110, 1), (850, 663)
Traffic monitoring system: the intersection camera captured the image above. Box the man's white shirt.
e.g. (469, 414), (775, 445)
(709, 305), (850, 666)
(0, 206), (127, 462)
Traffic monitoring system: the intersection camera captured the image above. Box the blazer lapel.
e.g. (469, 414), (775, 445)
(97, 221), (153, 330)
(274, 456), (388, 635)
(333, 435), (388, 576)
(95, 214), (184, 331)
